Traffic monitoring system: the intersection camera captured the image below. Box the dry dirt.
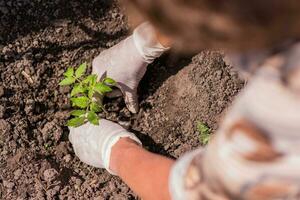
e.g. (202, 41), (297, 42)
(0, 0), (244, 199)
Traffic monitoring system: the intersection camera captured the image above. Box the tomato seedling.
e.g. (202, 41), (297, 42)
(197, 122), (211, 145)
(59, 62), (116, 127)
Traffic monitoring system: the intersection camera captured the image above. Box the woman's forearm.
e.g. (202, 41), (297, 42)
(110, 138), (175, 200)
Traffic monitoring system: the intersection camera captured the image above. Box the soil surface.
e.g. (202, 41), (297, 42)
(0, 0), (244, 199)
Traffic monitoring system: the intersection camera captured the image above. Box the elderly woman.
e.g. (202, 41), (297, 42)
(69, 1), (300, 199)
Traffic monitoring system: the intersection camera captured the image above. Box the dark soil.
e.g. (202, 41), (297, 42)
(0, 0), (244, 199)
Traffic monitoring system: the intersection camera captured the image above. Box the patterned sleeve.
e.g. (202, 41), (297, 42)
(169, 43), (300, 200)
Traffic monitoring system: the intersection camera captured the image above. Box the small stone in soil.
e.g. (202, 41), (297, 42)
(3, 180), (15, 189)
(108, 181), (116, 191)
(53, 127), (63, 142)
(55, 142), (69, 158)
(43, 168), (58, 182)
(94, 196), (105, 200)
(75, 178), (82, 187)
(63, 154), (72, 163)
(14, 169), (22, 179)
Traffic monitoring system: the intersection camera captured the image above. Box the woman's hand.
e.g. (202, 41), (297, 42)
(92, 22), (169, 113)
(68, 119), (141, 174)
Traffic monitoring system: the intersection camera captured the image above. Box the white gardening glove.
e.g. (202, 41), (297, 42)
(92, 22), (169, 113)
(68, 119), (141, 175)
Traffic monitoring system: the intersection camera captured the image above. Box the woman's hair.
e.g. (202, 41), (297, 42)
(125, 0), (300, 52)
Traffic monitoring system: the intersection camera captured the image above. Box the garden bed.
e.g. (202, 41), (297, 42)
(0, 0), (243, 199)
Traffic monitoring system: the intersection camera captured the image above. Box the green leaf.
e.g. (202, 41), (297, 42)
(75, 62), (87, 78)
(82, 74), (97, 86)
(70, 110), (86, 117)
(88, 89), (94, 99)
(71, 96), (89, 108)
(67, 116), (85, 127)
(202, 136), (210, 145)
(90, 102), (102, 112)
(64, 67), (74, 77)
(198, 122), (210, 134)
(197, 122), (211, 145)
(103, 78), (116, 86)
(71, 84), (84, 97)
(94, 83), (112, 94)
(59, 77), (75, 86)
(87, 111), (99, 125)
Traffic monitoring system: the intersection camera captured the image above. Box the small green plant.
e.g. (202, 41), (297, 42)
(59, 62), (116, 127)
(197, 122), (211, 145)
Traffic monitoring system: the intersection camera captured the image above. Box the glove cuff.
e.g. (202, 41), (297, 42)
(133, 22), (170, 63)
(102, 131), (142, 175)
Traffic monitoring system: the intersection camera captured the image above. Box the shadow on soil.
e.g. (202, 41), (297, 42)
(0, 0), (114, 45)
(139, 52), (194, 103)
(2, 28), (127, 65)
(132, 129), (177, 159)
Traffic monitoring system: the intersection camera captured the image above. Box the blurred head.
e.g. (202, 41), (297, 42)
(124, 0), (300, 53)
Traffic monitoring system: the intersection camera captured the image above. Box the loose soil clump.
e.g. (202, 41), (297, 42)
(0, 0), (243, 199)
